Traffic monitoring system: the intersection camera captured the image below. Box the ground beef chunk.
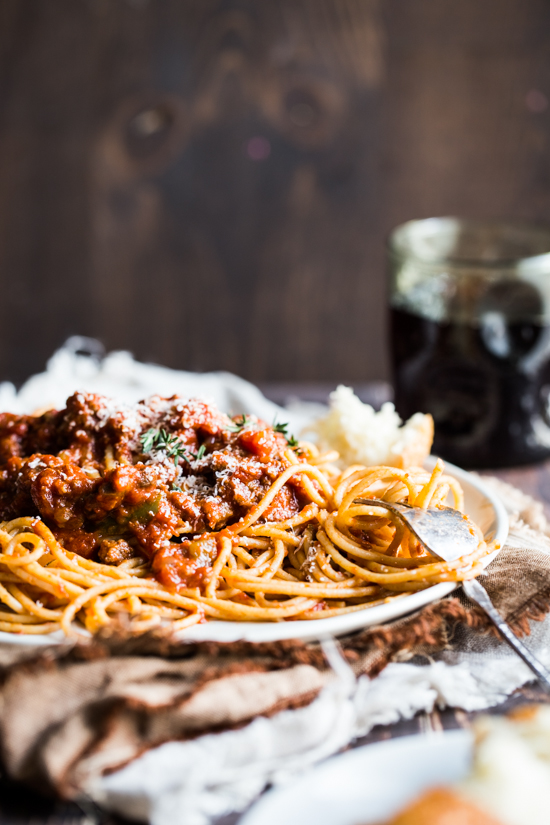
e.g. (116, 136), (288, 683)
(98, 538), (136, 565)
(0, 412), (61, 463)
(31, 460), (97, 529)
(0, 454), (68, 521)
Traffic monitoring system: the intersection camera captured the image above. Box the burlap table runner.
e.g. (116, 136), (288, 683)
(0, 475), (549, 809)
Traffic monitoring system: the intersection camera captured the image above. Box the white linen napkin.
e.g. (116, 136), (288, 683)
(0, 337), (311, 433)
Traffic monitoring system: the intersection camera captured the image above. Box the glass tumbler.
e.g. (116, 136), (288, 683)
(389, 218), (550, 469)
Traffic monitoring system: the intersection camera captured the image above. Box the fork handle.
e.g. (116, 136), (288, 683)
(462, 578), (550, 693)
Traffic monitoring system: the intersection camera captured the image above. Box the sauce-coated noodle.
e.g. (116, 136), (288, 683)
(0, 457), (489, 636)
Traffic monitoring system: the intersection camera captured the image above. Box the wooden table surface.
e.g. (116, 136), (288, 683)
(2, 382), (550, 825)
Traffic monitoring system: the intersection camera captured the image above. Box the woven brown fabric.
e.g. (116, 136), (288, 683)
(346, 540), (550, 677)
(0, 639), (331, 797)
(0, 539), (549, 799)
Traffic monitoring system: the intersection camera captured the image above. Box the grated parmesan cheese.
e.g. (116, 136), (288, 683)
(182, 475), (214, 496)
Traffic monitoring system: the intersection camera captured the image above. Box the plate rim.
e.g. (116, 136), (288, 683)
(239, 729), (474, 825)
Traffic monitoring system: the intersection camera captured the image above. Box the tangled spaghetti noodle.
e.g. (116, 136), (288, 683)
(0, 443), (490, 636)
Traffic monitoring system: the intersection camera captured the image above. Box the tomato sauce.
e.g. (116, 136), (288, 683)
(0, 393), (303, 591)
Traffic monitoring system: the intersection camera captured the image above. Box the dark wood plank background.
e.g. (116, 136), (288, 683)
(1, 0), (550, 386)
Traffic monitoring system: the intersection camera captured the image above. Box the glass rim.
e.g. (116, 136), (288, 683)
(387, 217), (550, 270)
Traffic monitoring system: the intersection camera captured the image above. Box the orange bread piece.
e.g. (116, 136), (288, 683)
(383, 788), (504, 825)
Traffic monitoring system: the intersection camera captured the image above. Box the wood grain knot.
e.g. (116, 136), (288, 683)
(102, 93), (189, 180)
(262, 75), (347, 150)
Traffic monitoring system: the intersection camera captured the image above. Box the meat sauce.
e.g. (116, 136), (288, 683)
(0, 393), (306, 591)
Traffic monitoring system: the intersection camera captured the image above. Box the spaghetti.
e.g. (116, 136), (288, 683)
(0, 421), (490, 636)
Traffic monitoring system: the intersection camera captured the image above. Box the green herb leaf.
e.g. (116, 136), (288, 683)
(273, 420), (299, 448)
(226, 414), (251, 433)
(140, 427), (192, 465)
(171, 483), (182, 492)
(196, 444), (206, 461)
(140, 428), (159, 453)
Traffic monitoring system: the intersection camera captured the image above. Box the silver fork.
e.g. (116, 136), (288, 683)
(355, 497), (550, 691)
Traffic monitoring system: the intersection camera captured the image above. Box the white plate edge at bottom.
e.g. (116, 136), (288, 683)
(0, 458), (509, 646)
(239, 730), (474, 825)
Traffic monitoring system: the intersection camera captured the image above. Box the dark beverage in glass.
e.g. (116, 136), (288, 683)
(389, 219), (550, 469)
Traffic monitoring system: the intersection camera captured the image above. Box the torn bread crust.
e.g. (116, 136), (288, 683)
(391, 414), (434, 470)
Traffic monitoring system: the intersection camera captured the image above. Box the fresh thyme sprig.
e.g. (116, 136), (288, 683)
(196, 444), (206, 461)
(226, 414), (251, 433)
(273, 420), (299, 448)
(140, 428), (159, 453)
(140, 428), (192, 466)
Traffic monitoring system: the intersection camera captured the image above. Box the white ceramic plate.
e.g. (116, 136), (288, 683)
(0, 458), (508, 646)
(240, 730), (473, 825)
